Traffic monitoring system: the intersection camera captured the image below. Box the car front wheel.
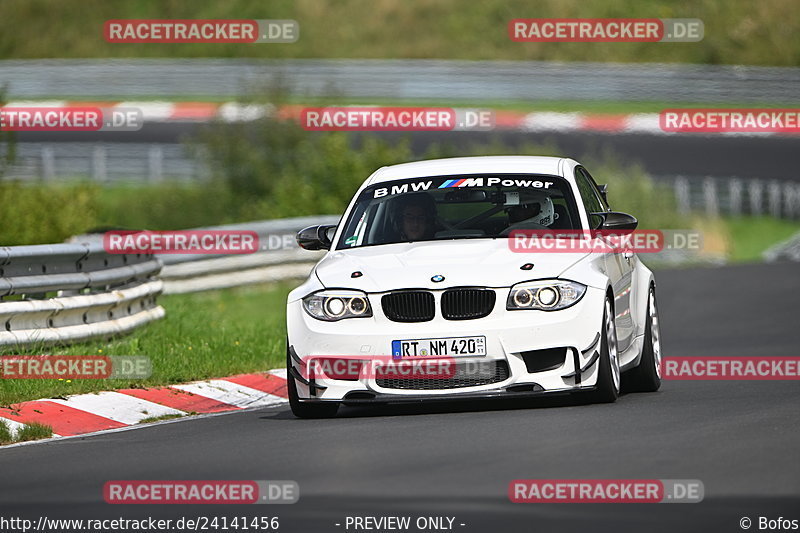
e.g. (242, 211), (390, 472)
(623, 285), (662, 393)
(587, 296), (620, 403)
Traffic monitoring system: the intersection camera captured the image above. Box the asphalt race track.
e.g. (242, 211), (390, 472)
(16, 123), (800, 180)
(1, 262), (799, 532)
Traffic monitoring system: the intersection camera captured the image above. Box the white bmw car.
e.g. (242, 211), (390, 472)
(286, 156), (662, 418)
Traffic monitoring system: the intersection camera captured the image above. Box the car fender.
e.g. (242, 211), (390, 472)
(559, 252), (611, 292)
(287, 266), (327, 303)
(631, 258), (655, 338)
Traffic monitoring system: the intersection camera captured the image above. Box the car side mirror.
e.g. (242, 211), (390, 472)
(296, 224), (337, 250)
(591, 211), (638, 231)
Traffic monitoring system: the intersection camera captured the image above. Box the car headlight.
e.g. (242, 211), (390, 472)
(302, 290), (373, 321)
(506, 280), (586, 311)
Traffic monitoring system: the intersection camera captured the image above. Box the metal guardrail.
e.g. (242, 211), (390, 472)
(764, 231), (800, 262)
(0, 216), (335, 349)
(156, 216), (336, 294)
(662, 176), (800, 219)
(1, 143), (207, 183)
(0, 243), (163, 347)
(2, 59), (799, 102)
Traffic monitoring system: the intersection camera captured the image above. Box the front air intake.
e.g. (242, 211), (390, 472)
(441, 288), (496, 320)
(381, 291), (435, 322)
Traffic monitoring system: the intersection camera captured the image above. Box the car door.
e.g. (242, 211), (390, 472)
(574, 167), (635, 352)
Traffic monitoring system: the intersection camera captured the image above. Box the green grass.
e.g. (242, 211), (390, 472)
(0, 419), (54, 444)
(0, 282), (293, 406)
(285, 98), (800, 114)
(0, 0), (798, 66)
(139, 413), (186, 424)
(31, 96), (800, 114)
(0, 420), (12, 444)
(722, 216), (800, 262)
(13, 422), (53, 442)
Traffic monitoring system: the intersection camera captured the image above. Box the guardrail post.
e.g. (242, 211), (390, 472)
(748, 180), (764, 216)
(41, 145), (55, 182)
(796, 184), (800, 219)
(148, 145), (164, 182)
(674, 177), (691, 215)
(768, 180), (782, 218)
(702, 177), (718, 218)
(782, 182), (797, 218)
(92, 145), (107, 182)
(728, 178), (742, 217)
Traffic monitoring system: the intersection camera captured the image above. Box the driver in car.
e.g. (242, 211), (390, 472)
(395, 193), (438, 241)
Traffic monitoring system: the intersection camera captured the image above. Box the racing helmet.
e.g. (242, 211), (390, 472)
(507, 193), (556, 226)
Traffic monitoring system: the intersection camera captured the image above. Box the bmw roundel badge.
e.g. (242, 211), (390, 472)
(431, 274), (445, 283)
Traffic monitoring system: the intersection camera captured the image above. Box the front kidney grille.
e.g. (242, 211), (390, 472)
(376, 360), (509, 390)
(381, 290), (435, 322)
(441, 288), (496, 320)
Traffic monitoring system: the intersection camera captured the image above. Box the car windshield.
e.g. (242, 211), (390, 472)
(336, 174), (582, 249)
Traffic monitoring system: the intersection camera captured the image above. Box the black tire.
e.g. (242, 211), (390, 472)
(587, 296), (620, 404)
(622, 285), (662, 393)
(287, 345), (339, 419)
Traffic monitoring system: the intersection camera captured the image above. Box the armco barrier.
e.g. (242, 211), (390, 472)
(2, 59), (798, 102)
(0, 242), (163, 348)
(0, 216), (336, 348)
(155, 216), (336, 294)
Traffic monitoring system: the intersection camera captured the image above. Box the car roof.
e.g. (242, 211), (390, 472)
(366, 156), (570, 186)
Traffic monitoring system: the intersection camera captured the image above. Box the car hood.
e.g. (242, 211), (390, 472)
(314, 240), (590, 292)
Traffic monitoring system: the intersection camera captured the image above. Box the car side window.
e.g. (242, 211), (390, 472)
(580, 167), (610, 210)
(574, 167), (606, 229)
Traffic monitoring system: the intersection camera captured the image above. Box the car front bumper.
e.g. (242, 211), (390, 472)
(286, 286), (607, 402)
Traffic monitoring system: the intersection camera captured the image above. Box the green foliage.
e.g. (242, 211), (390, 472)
(0, 0), (797, 66)
(0, 182), (99, 245)
(197, 116), (414, 220)
(93, 182), (236, 231)
(579, 156), (680, 230)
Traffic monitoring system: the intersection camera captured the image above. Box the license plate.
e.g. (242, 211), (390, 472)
(391, 336), (486, 359)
